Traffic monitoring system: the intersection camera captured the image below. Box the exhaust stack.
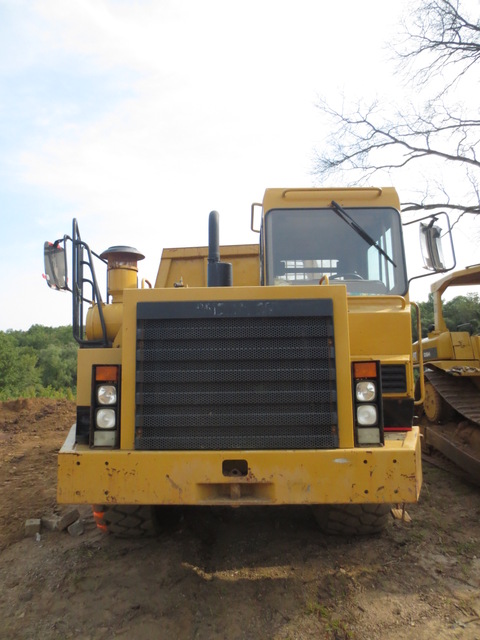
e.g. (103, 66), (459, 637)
(207, 210), (233, 287)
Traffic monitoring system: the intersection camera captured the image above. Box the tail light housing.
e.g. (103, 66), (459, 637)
(353, 361), (384, 446)
(92, 365), (120, 448)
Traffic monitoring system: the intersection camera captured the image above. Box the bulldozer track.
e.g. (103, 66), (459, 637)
(425, 367), (480, 425)
(422, 450), (480, 487)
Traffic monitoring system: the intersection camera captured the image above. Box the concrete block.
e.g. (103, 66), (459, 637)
(67, 520), (85, 537)
(57, 509), (80, 531)
(25, 519), (41, 537)
(41, 515), (60, 531)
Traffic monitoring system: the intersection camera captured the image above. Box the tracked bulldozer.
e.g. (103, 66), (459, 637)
(415, 264), (480, 481)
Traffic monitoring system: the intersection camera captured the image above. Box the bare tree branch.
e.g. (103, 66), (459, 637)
(397, 0), (480, 95)
(401, 202), (480, 213)
(313, 0), (480, 220)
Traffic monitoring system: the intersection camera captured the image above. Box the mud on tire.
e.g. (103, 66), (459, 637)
(312, 503), (391, 535)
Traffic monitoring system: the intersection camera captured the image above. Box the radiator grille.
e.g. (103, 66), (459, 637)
(381, 364), (407, 393)
(135, 299), (338, 450)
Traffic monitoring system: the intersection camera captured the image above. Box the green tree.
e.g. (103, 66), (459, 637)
(38, 342), (77, 390)
(14, 325), (77, 391)
(0, 332), (40, 400)
(412, 292), (480, 341)
(412, 294), (434, 342)
(0, 325), (77, 400)
(443, 293), (480, 333)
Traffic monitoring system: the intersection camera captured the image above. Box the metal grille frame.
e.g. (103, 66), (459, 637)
(135, 298), (338, 451)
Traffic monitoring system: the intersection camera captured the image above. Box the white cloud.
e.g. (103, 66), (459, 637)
(3, 0), (468, 331)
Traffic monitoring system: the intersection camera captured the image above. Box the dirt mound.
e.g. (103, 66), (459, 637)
(0, 401), (479, 639)
(0, 398), (75, 549)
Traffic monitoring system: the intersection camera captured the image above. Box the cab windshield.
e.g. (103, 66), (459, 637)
(265, 207), (408, 295)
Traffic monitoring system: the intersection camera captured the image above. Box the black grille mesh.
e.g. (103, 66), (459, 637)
(381, 364), (407, 393)
(135, 299), (338, 450)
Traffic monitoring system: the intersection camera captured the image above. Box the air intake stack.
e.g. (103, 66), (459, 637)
(100, 246), (145, 302)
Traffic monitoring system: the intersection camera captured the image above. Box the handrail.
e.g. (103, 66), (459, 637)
(71, 219), (109, 347)
(411, 301), (424, 406)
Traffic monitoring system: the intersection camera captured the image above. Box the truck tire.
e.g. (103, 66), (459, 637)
(93, 505), (157, 537)
(312, 503), (391, 535)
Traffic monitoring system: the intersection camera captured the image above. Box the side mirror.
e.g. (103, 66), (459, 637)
(250, 202), (262, 233)
(44, 241), (68, 290)
(420, 221), (446, 271)
(404, 211), (456, 284)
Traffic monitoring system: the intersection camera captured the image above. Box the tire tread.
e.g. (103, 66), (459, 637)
(313, 503), (391, 535)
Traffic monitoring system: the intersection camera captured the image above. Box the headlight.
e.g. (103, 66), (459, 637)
(93, 431), (117, 447)
(96, 408), (116, 429)
(97, 384), (117, 405)
(356, 404), (377, 426)
(357, 427), (381, 444)
(355, 380), (376, 402)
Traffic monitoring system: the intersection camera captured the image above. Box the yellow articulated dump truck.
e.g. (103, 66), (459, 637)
(44, 187), (449, 536)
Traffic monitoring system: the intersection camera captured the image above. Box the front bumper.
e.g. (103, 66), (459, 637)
(58, 426), (422, 506)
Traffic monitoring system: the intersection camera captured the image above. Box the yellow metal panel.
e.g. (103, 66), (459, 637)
(472, 336), (480, 361)
(76, 348), (122, 406)
(155, 244), (260, 288)
(428, 361), (480, 374)
(422, 332), (454, 361)
(262, 187), (400, 212)
(346, 296), (415, 396)
(86, 302), (125, 344)
(58, 426), (421, 506)
(347, 296), (412, 357)
(431, 264), (480, 295)
(452, 332), (475, 360)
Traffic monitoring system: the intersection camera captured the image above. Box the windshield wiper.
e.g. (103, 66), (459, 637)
(330, 200), (396, 267)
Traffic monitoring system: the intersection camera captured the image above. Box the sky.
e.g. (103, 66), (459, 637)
(0, 0), (479, 331)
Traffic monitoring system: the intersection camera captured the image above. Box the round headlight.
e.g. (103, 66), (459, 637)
(356, 380), (376, 402)
(97, 385), (117, 405)
(96, 408), (116, 429)
(357, 404), (378, 426)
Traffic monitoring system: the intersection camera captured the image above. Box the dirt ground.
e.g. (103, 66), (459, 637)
(0, 398), (479, 640)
